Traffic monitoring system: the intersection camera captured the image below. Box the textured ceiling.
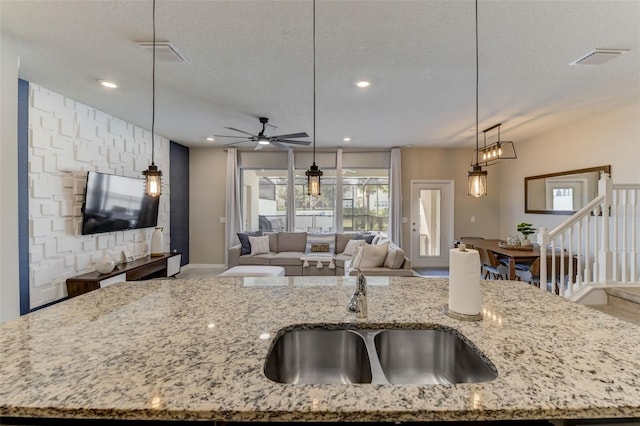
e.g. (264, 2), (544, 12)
(1, 0), (639, 149)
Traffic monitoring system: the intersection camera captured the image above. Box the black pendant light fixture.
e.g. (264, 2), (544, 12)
(306, 0), (322, 197)
(143, 0), (162, 197)
(468, 0), (487, 198)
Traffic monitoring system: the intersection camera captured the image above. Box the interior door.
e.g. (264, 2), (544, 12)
(410, 181), (454, 268)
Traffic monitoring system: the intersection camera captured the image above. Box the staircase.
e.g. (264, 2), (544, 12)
(589, 287), (640, 325)
(536, 173), (640, 304)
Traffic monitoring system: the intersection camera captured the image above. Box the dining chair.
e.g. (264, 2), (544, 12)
(514, 256), (571, 293)
(477, 248), (508, 279)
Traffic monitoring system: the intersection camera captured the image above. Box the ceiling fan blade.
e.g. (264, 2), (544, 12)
(276, 139), (312, 146)
(271, 132), (309, 139)
(270, 141), (289, 151)
(254, 144), (264, 151)
(223, 140), (252, 146)
(213, 134), (252, 139)
(224, 127), (257, 137)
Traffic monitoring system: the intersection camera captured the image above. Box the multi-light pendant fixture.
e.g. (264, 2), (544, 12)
(143, 0), (162, 197)
(305, 0), (322, 197)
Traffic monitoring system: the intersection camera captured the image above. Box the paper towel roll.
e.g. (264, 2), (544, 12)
(448, 248), (482, 316)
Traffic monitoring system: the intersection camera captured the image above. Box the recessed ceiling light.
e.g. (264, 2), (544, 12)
(356, 81), (370, 88)
(206, 136), (215, 142)
(343, 137), (351, 142)
(99, 80), (118, 89)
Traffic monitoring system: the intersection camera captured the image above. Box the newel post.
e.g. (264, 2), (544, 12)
(537, 227), (549, 290)
(598, 172), (613, 284)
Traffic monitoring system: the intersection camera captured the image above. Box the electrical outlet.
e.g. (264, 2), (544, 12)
(470, 216), (476, 223)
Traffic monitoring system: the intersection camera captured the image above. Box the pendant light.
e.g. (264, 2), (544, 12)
(468, 0), (487, 197)
(143, 0), (162, 197)
(306, 0), (322, 196)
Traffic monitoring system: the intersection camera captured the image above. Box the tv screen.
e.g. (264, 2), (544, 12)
(81, 172), (159, 235)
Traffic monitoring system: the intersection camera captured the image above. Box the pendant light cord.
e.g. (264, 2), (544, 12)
(312, 0), (316, 165)
(151, 0), (156, 165)
(474, 0), (479, 167)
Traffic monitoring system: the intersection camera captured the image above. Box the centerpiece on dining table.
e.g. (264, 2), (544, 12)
(499, 222), (536, 250)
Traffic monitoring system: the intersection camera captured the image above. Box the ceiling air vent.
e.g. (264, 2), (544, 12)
(136, 41), (188, 63)
(570, 48), (629, 66)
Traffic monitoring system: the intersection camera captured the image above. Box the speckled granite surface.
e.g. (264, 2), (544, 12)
(1, 276), (640, 422)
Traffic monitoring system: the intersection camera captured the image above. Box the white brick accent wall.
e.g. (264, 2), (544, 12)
(28, 84), (171, 309)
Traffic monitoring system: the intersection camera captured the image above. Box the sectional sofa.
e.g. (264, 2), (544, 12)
(228, 231), (414, 277)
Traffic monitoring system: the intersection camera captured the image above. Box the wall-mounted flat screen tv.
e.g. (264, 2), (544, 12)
(81, 171), (159, 235)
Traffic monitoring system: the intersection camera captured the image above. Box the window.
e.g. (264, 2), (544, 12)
(241, 169), (287, 232)
(239, 150), (390, 234)
(342, 169), (389, 232)
(294, 169), (336, 232)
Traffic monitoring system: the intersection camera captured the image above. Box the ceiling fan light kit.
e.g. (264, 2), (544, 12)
(215, 116), (309, 150)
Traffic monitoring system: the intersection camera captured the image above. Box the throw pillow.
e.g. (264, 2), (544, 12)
(311, 243), (330, 252)
(237, 231), (262, 255)
(343, 239), (365, 256)
(384, 244), (406, 269)
(354, 242), (389, 268)
(249, 235), (270, 255)
(352, 233), (375, 244)
(305, 233), (336, 255)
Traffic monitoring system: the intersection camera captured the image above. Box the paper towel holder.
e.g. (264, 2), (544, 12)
(443, 305), (483, 322)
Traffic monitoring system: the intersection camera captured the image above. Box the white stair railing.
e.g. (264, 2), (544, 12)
(537, 173), (640, 298)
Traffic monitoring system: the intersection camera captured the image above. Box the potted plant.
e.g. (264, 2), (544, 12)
(517, 222), (536, 245)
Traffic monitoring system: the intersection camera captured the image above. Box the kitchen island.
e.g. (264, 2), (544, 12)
(1, 276), (640, 423)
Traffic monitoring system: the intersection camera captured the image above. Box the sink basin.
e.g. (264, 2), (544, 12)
(374, 329), (498, 384)
(264, 328), (372, 384)
(264, 326), (497, 385)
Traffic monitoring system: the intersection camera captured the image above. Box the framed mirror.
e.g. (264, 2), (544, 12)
(524, 165), (611, 214)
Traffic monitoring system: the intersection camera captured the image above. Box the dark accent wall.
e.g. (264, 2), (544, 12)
(170, 141), (189, 265)
(18, 79), (29, 315)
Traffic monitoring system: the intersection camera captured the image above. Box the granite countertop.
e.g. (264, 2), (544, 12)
(1, 276), (640, 422)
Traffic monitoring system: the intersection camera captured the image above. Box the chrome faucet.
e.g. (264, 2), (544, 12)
(347, 268), (367, 319)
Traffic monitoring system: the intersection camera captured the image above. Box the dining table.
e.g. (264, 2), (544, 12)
(458, 237), (540, 280)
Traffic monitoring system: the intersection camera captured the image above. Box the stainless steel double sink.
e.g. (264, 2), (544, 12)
(264, 326), (497, 385)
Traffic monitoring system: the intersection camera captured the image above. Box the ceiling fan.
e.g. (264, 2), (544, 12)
(215, 117), (310, 150)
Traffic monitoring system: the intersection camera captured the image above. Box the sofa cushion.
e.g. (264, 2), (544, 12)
(384, 244), (406, 269)
(271, 252), (304, 266)
(238, 253), (273, 266)
(278, 232), (307, 252)
(305, 233), (336, 254)
(343, 239), (365, 256)
(237, 231), (262, 255)
(249, 235), (270, 255)
(336, 233), (353, 254)
(354, 242), (389, 268)
(334, 253), (352, 269)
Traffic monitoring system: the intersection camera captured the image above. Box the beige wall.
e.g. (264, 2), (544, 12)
(498, 101), (640, 239)
(0, 33), (20, 323)
(187, 103), (639, 265)
(401, 147), (501, 250)
(189, 147), (227, 264)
